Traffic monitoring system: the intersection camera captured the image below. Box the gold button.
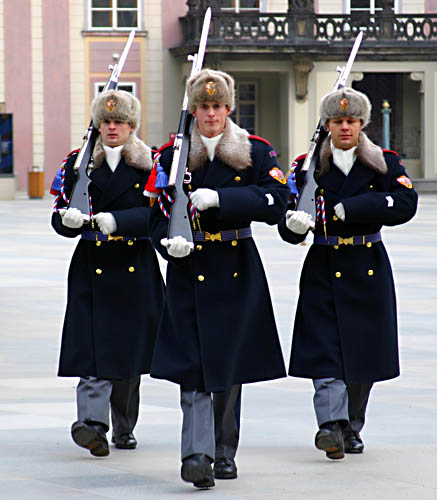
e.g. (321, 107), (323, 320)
(134, 183), (140, 188)
(333, 245), (339, 250)
(234, 176), (241, 182)
(231, 240), (238, 246)
(368, 269), (374, 276)
(96, 269), (102, 275)
(198, 275), (205, 282)
(319, 188), (324, 194)
(96, 241), (102, 247)
(188, 184), (192, 190)
(129, 266), (135, 272)
(333, 215), (339, 221)
(196, 245), (203, 251)
(335, 272), (341, 278)
(233, 272), (238, 278)
(366, 242), (372, 248)
(128, 240), (134, 246)
(369, 185), (374, 190)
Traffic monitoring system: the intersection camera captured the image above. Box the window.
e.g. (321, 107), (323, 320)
(89, 0), (139, 30)
(221, 0), (260, 13)
(234, 82), (257, 135)
(347, 0), (397, 14)
(95, 82), (136, 96)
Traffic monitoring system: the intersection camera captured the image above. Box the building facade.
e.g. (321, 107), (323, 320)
(0, 0), (436, 198)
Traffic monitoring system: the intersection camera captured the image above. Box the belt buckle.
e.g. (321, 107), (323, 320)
(338, 236), (354, 246)
(107, 234), (124, 242)
(204, 231), (222, 242)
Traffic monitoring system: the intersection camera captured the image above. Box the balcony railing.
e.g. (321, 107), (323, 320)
(173, 11), (437, 58)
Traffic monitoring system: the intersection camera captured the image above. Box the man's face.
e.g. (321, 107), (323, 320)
(192, 102), (231, 138)
(99, 120), (133, 147)
(325, 117), (363, 150)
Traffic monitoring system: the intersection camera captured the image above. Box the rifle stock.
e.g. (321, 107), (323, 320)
(68, 29), (136, 219)
(295, 31), (363, 224)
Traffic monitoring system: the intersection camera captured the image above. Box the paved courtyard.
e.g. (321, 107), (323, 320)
(0, 192), (436, 499)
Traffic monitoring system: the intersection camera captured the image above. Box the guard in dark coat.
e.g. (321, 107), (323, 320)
(278, 87), (418, 460)
(51, 90), (165, 457)
(146, 69), (288, 488)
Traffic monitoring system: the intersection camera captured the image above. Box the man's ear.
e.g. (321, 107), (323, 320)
(226, 106), (231, 117)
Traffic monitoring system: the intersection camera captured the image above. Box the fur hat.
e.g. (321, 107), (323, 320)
(187, 69), (235, 112)
(91, 90), (141, 130)
(320, 87), (371, 127)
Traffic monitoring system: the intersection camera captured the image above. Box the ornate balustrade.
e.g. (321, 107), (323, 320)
(173, 11), (437, 60)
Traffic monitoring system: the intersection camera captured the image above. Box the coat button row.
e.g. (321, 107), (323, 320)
(335, 270), (374, 278)
(197, 273), (238, 281)
(95, 267), (135, 275)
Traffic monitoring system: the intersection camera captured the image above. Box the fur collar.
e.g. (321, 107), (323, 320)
(188, 118), (252, 172)
(318, 132), (388, 177)
(88, 134), (153, 172)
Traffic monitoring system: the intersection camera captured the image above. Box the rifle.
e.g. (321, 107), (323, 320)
(68, 29), (136, 222)
(166, 7), (212, 246)
(295, 31), (364, 227)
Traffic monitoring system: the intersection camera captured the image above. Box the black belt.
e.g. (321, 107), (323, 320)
(313, 231), (381, 246)
(81, 231), (149, 242)
(193, 227), (252, 242)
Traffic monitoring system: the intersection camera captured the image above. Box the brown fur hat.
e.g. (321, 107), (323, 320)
(320, 87), (371, 127)
(187, 69), (235, 112)
(91, 90), (141, 130)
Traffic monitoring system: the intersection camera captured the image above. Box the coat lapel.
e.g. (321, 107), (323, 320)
(93, 160), (141, 210)
(193, 159), (237, 188)
(339, 160), (377, 198)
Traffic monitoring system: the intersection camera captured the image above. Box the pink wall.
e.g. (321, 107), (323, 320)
(162, 0), (188, 49)
(425, 0), (437, 12)
(4, 0), (33, 190)
(43, 0), (71, 188)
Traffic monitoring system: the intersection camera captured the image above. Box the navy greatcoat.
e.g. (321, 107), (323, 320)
(52, 134), (165, 380)
(149, 119), (289, 392)
(278, 132), (418, 384)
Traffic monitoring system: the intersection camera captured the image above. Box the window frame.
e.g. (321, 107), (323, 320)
(94, 81), (137, 97)
(87, 0), (141, 31)
(345, 0), (400, 14)
(221, 0), (261, 13)
(234, 80), (258, 136)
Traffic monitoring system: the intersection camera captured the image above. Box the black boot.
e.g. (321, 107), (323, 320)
(343, 430), (364, 453)
(181, 454), (215, 488)
(214, 458), (238, 479)
(71, 421), (109, 457)
(315, 421), (345, 460)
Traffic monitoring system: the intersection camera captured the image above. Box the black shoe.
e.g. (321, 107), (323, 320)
(315, 421), (345, 460)
(343, 431), (364, 454)
(71, 421), (109, 457)
(111, 432), (137, 449)
(181, 454), (215, 488)
(214, 458), (238, 479)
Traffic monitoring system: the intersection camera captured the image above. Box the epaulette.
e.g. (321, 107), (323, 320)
(67, 148), (80, 158)
(249, 135), (271, 146)
(158, 139), (175, 153)
(382, 149), (399, 156)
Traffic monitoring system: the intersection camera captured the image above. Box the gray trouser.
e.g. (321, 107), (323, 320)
(180, 389), (215, 461)
(76, 376), (140, 434)
(313, 378), (373, 432)
(213, 384), (242, 460)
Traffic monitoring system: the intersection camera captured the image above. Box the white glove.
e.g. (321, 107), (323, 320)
(334, 203), (346, 221)
(286, 210), (313, 234)
(93, 212), (117, 235)
(161, 236), (193, 258)
(190, 188), (219, 211)
(59, 207), (85, 229)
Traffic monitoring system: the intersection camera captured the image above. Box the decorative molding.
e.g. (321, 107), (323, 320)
(293, 57), (314, 102)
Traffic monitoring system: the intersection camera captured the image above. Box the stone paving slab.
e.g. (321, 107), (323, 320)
(0, 192), (436, 499)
